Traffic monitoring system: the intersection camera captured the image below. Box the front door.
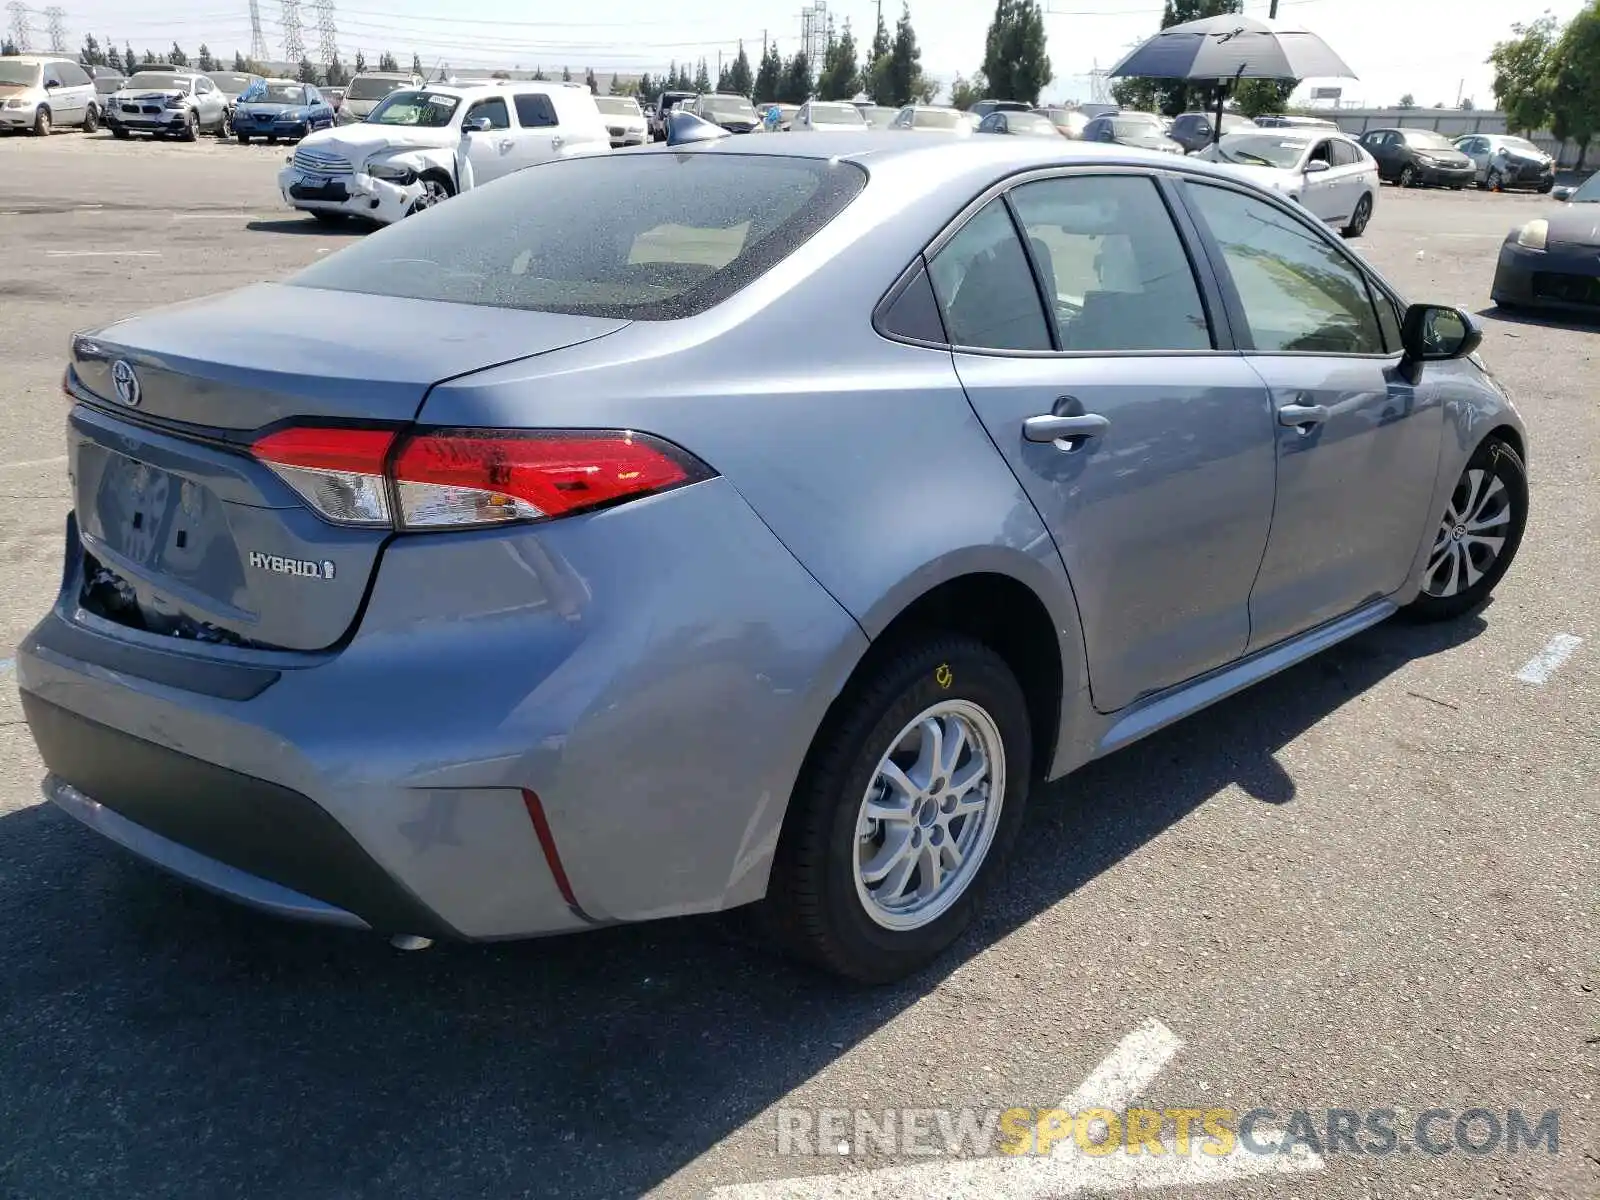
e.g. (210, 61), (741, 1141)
(1181, 180), (1444, 650)
(928, 172), (1279, 712)
(461, 95), (517, 186)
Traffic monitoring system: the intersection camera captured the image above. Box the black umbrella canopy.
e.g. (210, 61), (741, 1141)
(1109, 13), (1357, 82)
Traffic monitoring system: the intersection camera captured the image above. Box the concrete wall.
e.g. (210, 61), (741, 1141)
(1319, 108), (1585, 167)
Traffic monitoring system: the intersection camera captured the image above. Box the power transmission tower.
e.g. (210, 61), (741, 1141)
(799, 1), (827, 67)
(248, 0), (270, 61)
(279, 0), (304, 63)
(1088, 57), (1110, 105)
(5, 1), (31, 51)
(43, 4), (64, 52)
(314, 0), (337, 67)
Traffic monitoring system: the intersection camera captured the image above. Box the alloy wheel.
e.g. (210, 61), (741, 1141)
(1422, 466), (1513, 598)
(410, 179), (449, 214)
(33, 107), (50, 136)
(853, 699), (1005, 932)
(1399, 165), (1415, 188)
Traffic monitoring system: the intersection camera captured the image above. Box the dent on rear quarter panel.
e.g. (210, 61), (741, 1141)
(330, 477), (868, 923)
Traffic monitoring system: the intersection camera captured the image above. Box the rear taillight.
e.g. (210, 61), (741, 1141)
(252, 426), (396, 526)
(250, 426), (711, 531)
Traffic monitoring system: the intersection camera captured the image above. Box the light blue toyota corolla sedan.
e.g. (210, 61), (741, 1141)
(21, 134), (1527, 983)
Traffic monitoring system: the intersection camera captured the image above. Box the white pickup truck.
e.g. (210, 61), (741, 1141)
(278, 81), (610, 225)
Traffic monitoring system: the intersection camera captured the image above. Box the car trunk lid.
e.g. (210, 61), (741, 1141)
(68, 285), (627, 651)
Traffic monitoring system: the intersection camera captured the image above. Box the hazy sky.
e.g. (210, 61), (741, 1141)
(37, 0), (1589, 110)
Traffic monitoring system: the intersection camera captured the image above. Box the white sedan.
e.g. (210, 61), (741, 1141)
(1194, 129), (1378, 238)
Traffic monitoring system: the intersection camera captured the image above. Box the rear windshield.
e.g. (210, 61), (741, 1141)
(126, 73), (190, 92)
(95, 76), (124, 93)
(346, 75), (408, 100)
(1112, 114), (1163, 136)
(207, 72), (255, 95)
(701, 97), (758, 121)
(289, 153), (868, 320)
(915, 109), (961, 129)
(594, 96), (639, 116)
(808, 103), (864, 125)
(1401, 129), (1454, 150)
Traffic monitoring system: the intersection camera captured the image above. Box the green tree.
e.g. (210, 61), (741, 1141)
(777, 50), (811, 103)
(106, 43), (124, 73)
(125, 44), (137, 71)
(377, 51), (398, 72)
(1488, 15), (1557, 135)
(1459, 96), (1476, 110)
(232, 50), (248, 70)
(196, 44), (214, 71)
(532, 64), (546, 80)
(717, 64), (732, 91)
(142, 51), (158, 65)
(729, 42), (753, 96)
(169, 43), (189, 66)
(1112, 0), (1240, 115)
(325, 54), (347, 87)
(884, 3), (928, 108)
(1548, 1), (1600, 168)
(297, 56), (320, 84)
(949, 71), (985, 109)
(585, 66), (598, 94)
(562, 64), (573, 82)
(353, 49), (366, 73)
(982, 0), (1052, 105)
(817, 20), (859, 100)
(1, 37), (18, 56)
(1397, 92), (1416, 108)
(754, 43), (783, 101)
(693, 57), (711, 93)
(79, 34), (104, 66)
(1233, 78), (1294, 118)
(636, 71), (653, 97)
(412, 52), (424, 78)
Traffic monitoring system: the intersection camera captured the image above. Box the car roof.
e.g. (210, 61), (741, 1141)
(3, 54), (75, 65)
(405, 80), (572, 99)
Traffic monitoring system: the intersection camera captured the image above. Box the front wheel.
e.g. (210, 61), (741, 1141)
(179, 111), (197, 141)
(218, 113), (231, 137)
(1342, 193), (1373, 238)
(763, 636), (1033, 983)
(236, 132), (250, 144)
(1486, 167), (1505, 192)
(406, 174), (453, 216)
(111, 126), (129, 138)
(32, 106), (51, 136)
(82, 104), (99, 133)
(1404, 438), (1527, 623)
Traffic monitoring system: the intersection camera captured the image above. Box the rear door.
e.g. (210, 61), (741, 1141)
(510, 91), (568, 169)
(57, 60), (94, 122)
(1360, 130), (1394, 178)
(928, 170), (1278, 712)
(1180, 179), (1442, 650)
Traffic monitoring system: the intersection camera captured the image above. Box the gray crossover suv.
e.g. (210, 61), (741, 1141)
(22, 135), (1527, 983)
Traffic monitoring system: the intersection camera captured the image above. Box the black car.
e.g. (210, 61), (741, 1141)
(1358, 127), (1477, 189)
(649, 90), (696, 141)
(975, 109), (1060, 138)
(1081, 111), (1184, 155)
(1169, 110), (1257, 154)
(1491, 173), (1600, 314)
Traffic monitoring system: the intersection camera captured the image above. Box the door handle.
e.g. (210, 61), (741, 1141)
(496, 138), (513, 151)
(1023, 413), (1109, 451)
(1277, 402), (1331, 433)
(551, 134), (565, 150)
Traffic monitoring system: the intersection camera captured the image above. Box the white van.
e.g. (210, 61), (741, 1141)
(279, 81), (610, 225)
(0, 54), (99, 134)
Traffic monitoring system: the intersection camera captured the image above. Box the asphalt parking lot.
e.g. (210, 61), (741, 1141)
(0, 132), (1595, 1200)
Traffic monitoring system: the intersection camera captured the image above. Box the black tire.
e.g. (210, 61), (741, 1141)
(179, 111), (197, 141)
(1398, 164), (1416, 188)
(82, 104), (99, 133)
(236, 132), (250, 144)
(111, 126), (129, 139)
(32, 106), (51, 136)
(763, 635), (1033, 984)
(266, 135), (278, 145)
(406, 173), (454, 216)
(1342, 193), (1373, 238)
(1402, 438), (1527, 623)
(218, 113), (231, 138)
(1486, 167), (1505, 192)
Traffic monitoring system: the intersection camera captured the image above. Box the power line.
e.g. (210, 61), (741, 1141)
(42, 3), (63, 50)
(248, 0), (269, 60)
(278, 0), (302, 61)
(314, 0), (337, 66)
(6, 0), (31, 50)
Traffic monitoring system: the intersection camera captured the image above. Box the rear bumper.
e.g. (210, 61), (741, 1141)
(19, 479), (868, 939)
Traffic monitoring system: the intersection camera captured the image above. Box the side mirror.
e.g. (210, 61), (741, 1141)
(1304, 159), (1330, 174)
(463, 116), (492, 134)
(1402, 304), (1482, 363)
(1552, 186), (1574, 202)
(44, 79), (60, 90)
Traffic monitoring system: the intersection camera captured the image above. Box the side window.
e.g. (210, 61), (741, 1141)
(1308, 139), (1334, 165)
(197, 78), (213, 94)
(307, 87), (320, 103)
(927, 200), (1052, 352)
(1010, 175), (1212, 352)
(1187, 183), (1384, 355)
(43, 64), (63, 87)
(59, 62), (90, 86)
(465, 96), (510, 129)
(1374, 288), (1404, 354)
(513, 93), (559, 128)
(1329, 139), (1362, 167)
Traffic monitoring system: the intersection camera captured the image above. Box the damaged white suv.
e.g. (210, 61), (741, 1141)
(278, 81), (610, 225)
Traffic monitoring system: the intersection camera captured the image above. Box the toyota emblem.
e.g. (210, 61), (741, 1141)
(110, 359), (141, 407)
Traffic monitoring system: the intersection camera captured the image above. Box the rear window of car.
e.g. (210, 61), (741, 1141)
(345, 75), (407, 100)
(915, 109), (961, 129)
(808, 103), (864, 124)
(288, 153), (868, 320)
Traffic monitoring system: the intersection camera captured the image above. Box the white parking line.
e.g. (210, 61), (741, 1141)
(1515, 634), (1584, 685)
(44, 249), (160, 258)
(171, 213), (256, 220)
(708, 1019), (1324, 1200)
(0, 456), (67, 472)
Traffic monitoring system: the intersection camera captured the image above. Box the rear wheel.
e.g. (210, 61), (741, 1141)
(1342, 193), (1373, 238)
(32, 106), (51, 136)
(82, 104), (99, 133)
(1403, 438), (1527, 622)
(111, 126), (129, 139)
(763, 635), (1032, 983)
